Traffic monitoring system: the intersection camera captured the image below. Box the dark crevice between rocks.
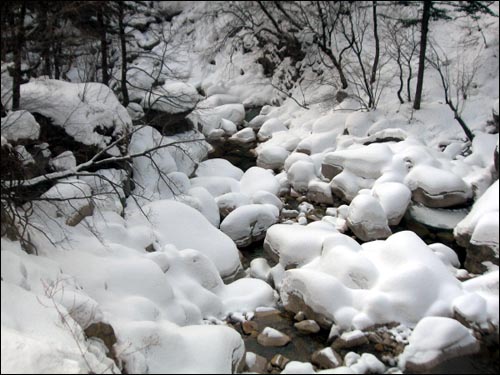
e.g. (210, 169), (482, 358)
(142, 109), (194, 136)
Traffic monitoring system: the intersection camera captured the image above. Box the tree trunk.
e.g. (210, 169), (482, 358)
(118, 2), (129, 106)
(97, 7), (109, 85)
(413, 1), (431, 110)
(12, 2), (26, 111)
(370, 0), (379, 85)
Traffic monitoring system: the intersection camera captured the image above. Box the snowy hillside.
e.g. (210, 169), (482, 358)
(1, 1), (499, 374)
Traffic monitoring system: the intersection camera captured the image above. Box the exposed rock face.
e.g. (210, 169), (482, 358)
(464, 243), (499, 274)
(332, 330), (369, 350)
(282, 292), (333, 329)
(246, 352), (268, 373)
(321, 163), (343, 180)
(411, 187), (472, 209)
(257, 327), (291, 347)
(66, 200), (95, 227)
(84, 322), (117, 361)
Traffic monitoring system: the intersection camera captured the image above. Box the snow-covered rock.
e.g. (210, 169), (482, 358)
(127, 200), (242, 280)
(404, 165), (473, 208)
(229, 127), (256, 145)
(215, 192), (251, 217)
(256, 145), (289, 170)
(372, 182), (411, 226)
(257, 327), (291, 347)
(454, 180), (499, 273)
(398, 317), (479, 373)
(220, 204), (279, 247)
(20, 80), (131, 149)
(257, 118), (287, 141)
(195, 158), (244, 180)
(240, 167), (280, 197)
(264, 222), (338, 268)
(347, 194), (392, 241)
(1, 110), (40, 142)
(49, 151), (77, 172)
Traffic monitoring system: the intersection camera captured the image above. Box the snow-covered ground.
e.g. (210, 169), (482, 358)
(1, 1), (499, 374)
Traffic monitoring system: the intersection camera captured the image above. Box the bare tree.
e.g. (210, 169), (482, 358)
(427, 42), (479, 142)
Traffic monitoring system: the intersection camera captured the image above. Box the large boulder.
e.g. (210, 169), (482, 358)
(398, 317), (479, 373)
(220, 204), (279, 247)
(454, 181), (499, 273)
(347, 194), (392, 241)
(404, 165), (472, 208)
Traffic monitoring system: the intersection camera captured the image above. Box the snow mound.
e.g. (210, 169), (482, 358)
(195, 158), (244, 180)
(398, 317), (479, 373)
(20, 79), (131, 148)
(127, 200), (242, 279)
(220, 204), (279, 247)
(1, 110), (40, 142)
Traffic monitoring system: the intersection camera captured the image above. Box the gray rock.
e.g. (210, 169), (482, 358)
(332, 330), (369, 350)
(257, 327), (291, 347)
(294, 311), (306, 322)
(321, 163), (343, 180)
(246, 352), (268, 373)
(270, 354), (291, 369)
(283, 292), (333, 329)
(311, 347), (342, 369)
(294, 319), (321, 334)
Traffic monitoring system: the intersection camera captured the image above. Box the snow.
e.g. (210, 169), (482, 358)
(280, 231), (471, 330)
(454, 180), (499, 248)
(372, 182), (411, 226)
(261, 327), (286, 339)
(19, 79), (131, 149)
(256, 145), (290, 170)
(49, 151), (77, 172)
(220, 204), (279, 247)
(281, 361), (316, 374)
(190, 176), (240, 197)
(404, 165), (472, 201)
(127, 200), (242, 279)
(189, 103), (245, 137)
(264, 223), (338, 268)
(257, 117), (288, 141)
(195, 158), (244, 180)
(240, 167), (280, 197)
(398, 317), (479, 371)
(229, 127), (256, 144)
(142, 80), (200, 114)
(1, 110), (40, 141)
(347, 194), (391, 241)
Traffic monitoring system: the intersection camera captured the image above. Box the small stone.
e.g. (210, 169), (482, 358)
(257, 327), (291, 347)
(254, 309), (281, 319)
(375, 343), (385, 352)
(332, 330), (369, 350)
(246, 352), (268, 373)
(294, 319), (321, 334)
(242, 320), (258, 335)
(294, 311), (306, 322)
(270, 354), (291, 369)
(311, 347), (342, 369)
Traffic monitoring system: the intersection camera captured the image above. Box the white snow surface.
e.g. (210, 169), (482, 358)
(398, 317), (479, 371)
(1, 110), (40, 141)
(19, 79), (131, 149)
